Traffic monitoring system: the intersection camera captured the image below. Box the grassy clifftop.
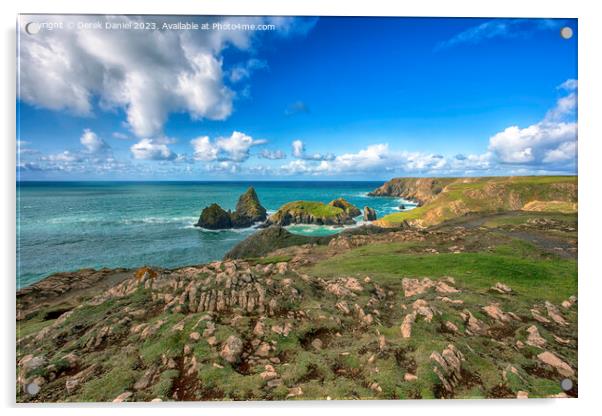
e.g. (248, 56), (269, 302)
(267, 199), (359, 226)
(375, 176), (577, 227)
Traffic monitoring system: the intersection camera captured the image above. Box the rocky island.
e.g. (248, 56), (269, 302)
(264, 198), (360, 227)
(195, 187), (267, 229)
(16, 176), (578, 402)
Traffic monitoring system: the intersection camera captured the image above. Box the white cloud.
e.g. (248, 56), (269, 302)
(18, 16), (315, 138)
(130, 138), (176, 161)
(259, 149), (287, 160)
(80, 129), (109, 153)
(191, 131), (267, 163)
(488, 81), (577, 168)
(112, 132), (131, 140)
(291, 139), (335, 161)
(436, 19), (565, 50)
(228, 58), (268, 83)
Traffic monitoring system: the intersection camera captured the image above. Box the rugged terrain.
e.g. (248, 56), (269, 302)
(265, 199), (360, 227)
(17, 208), (577, 402)
(370, 176), (577, 228)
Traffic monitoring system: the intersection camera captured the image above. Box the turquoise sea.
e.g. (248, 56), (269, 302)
(16, 181), (416, 289)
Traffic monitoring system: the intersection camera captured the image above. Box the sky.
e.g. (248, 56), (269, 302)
(16, 16), (578, 180)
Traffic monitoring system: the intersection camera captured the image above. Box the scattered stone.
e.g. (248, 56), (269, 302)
(400, 313), (416, 338)
(525, 325), (546, 348)
(189, 332), (201, 341)
(537, 351), (575, 377)
(287, 386), (304, 398)
(460, 310), (489, 335)
(436, 296), (464, 305)
(444, 321), (459, 333)
(482, 303), (517, 323)
(491, 282), (512, 294)
(430, 344), (465, 393)
(404, 373), (418, 382)
(516, 391), (529, 399)
(369, 382), (383, 393)
(553, 334), (572, 345)
(220, 335), (244, 363)
(402, 278), (433, 297)
(545, 302), (568, 326)
(260, 365), (278, 381)
(531, 308), (551, 324)
(255, 342), (271, 357)
(113, 391), (133, 402)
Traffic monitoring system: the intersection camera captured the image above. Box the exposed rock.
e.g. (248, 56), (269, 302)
(363, 206), (377, 221)
(311, 339), (323, 350)
(220, 335), (244, 363)
(430, 344), (465, 393)
(482, 303), (518, 323)
(545, 301), (568, 326)
(402, 277), (434, 297)
(490, 282), (512, 294)
(287, 386), (304, 398)
(561, 295), (577, 309)
(516, 391), (529, 399)
(460, 310), (489, 335)
(134, 367), (157, 390)
(232, 187), (267, 227)
(537, 351), (575, 377)
(189, 332), (201, 341)
(400, 313), (417, 338)
(404, 373), (418, 382)
(196, 203), (232, 229)
(444, 321), (459, 333)
(531, 308), (551, 324)
(526, 325), (546, 348)
(112, 391), (133, 402)
(328, 198), (361, 217)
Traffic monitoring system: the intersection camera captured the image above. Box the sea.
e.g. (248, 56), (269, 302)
(16, 181), (416, 289)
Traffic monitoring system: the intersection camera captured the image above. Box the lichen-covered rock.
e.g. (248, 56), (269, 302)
(231, 187), (267, 227)
(220, 335), (244, 363)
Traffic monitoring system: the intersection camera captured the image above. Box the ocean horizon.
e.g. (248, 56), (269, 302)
(16, 180), (414, 289)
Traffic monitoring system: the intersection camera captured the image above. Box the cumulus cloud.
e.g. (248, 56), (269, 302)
(130, 138), (176, 161)
(291, 139), (335, 161)
(488, 80), (577, 169)
(191, 131), (267, 163)
(436, 19), (566, 50)
(280, 143), (489, 176)
(18, 15), (316, 138)
(80, 129), (109, 153)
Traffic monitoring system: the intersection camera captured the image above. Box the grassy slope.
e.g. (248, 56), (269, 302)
(273, 201), (344, 218)
(379, 176), (577, 227)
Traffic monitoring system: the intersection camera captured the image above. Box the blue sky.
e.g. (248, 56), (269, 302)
(17, 16), (577, 180)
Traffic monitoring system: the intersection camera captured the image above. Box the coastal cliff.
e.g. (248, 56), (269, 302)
(370, 176), (577, 228)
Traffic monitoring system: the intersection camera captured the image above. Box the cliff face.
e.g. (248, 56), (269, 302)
(371, 176), (577, 228)
(368, 177), (459, 205)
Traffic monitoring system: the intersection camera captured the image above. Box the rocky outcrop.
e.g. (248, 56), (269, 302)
(328, 198), (361, 217)
(232, 187), (268, 227)
(368, 178), (456, 205)
(363, 206), (377, 221)
(195, 187), (267, 230)
(196, 203), (232, 229)
(265, 200), (356, 227)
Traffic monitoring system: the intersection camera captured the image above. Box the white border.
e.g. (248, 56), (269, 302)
(2, 1), (601, 415)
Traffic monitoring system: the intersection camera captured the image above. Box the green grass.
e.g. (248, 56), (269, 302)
(379, 176), (577, 226)
(275, 201), (344, 218)
(76, 354), (138, 402)
(307, 241), (576, 303)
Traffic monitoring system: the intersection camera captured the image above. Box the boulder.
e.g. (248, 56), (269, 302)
(537, 351), (574, 377)
(220, 335), (243, 363)
(363, 206), (377, 221)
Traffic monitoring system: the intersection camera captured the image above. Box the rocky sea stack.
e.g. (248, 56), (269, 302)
(266, 198), (359, 227)
(195, 187), (267, 230)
